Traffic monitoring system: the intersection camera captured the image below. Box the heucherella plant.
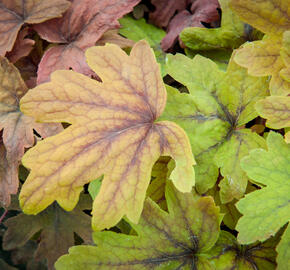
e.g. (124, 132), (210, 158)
(0, 0), (289, 269)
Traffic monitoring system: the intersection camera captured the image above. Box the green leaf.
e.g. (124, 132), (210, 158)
(180, 0), (247, 51)
(208, 231), (279, 269)
(161, 53), (268, 201)
(119, 16), (167, 76)
(146, 157), (171, 210)
(185, 48), (232, 71)
(88, 176), (103, 200)
(277, 224), (290, 270)
(55, 183), (221, 269)
(3, 195), (93, 269)
(237, 132), (290, 244)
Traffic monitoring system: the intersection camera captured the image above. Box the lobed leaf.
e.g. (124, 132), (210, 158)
(255, 96), (290, 129)
(229, 0), (290, 35)
(3, 195), (92, 270)
(180, 0), (246, 51)
(34, 0), (140, 84)
(0, 0), (70, 55)
(237, 132), (290, 243)
(208, 231), (279, 269)
(19, 40), (195, 230)
(55, 183), (220, 269)
(161, 53), (268, 201)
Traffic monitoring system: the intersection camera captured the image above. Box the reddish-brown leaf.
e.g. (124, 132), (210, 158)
(0, 0), (70, 56)
(0, 57), (62, 207)
(149, 0), (188, 28)
(161, 0), (220, 51)
(6, 27), (35, 63)
(34, 0), (140, 84)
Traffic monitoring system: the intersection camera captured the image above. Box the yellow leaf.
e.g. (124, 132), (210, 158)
(229, 0), (290, 35)
(19, 40), (195, 230)
(255, 96), (290, 129)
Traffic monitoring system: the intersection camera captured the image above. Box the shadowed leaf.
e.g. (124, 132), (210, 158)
(3, 195), (92, 270)
(19, 40), (195, 230)
(34, 0), (140, 84)
(208, 231), (279, 269)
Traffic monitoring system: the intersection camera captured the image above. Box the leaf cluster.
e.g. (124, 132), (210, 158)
(0, 0), (289, 269)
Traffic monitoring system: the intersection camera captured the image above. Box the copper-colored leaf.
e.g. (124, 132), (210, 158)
(0, 57), (62, 207)
(96, 30), (135, 49)
(149, 0), (188, 28)
(34, 0), (140, 84)
(0, 0), (70, 56)
(19, 40), (195, 231)
(6, 27), (35, 63)
(161, 0), (220, 51)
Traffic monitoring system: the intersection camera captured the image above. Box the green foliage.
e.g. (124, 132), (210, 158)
(0, 0), (289, 268)
(160, 53), (268, 202)
(55, 183), (222, 269)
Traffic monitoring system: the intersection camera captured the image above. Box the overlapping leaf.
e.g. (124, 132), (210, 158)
(180, 0), (248, 51)
(55, 183), (220, 270)
(237, 132), (290, 244)
(119, 16), (167, 76)
(161, 0), (220, 51)
(255, 96), (290, 129)
(160, 53), (268, 202)
(0, 57), (61, 206)
(230, 0), (290, 95)
(19, 40), (195, 231)
(34, 0), (140, 84)
(149, 0), (187, 28)
(3, 195), (92, 270)
(208, 231), (279, 269)
(6, 27), (35, 64)
(0, 0), (70, 55)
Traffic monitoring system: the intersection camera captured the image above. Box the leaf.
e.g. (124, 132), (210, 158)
(229, 0), (290, 35)
(237, 132), (290, 243)
(96, 30), (134, 49)
(0, 0), (70, 55)
(6, 27), (35, 63)
(161, 0), (220, 51)
(19, 40), (195, 231)
(3, 195), (92, 270)
(0, 57), (62, 206)
(276, 224), (290, 270)
(146, 156), (171, 210)
(231, 1), (290, 95)
(0, 259), (16, 270)
(208, 231), (279, 269)
(160, 53), (268, 202)
(55, 182), (220, 269)
(255, 96), (290, 129)
(149, 0), (188, 28)
(34, 0), (140, 84)
(119, 16), (167, 76)
(180, 0), (246, 51)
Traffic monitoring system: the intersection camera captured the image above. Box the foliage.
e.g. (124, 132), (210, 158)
(0, 0), (289, 269)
